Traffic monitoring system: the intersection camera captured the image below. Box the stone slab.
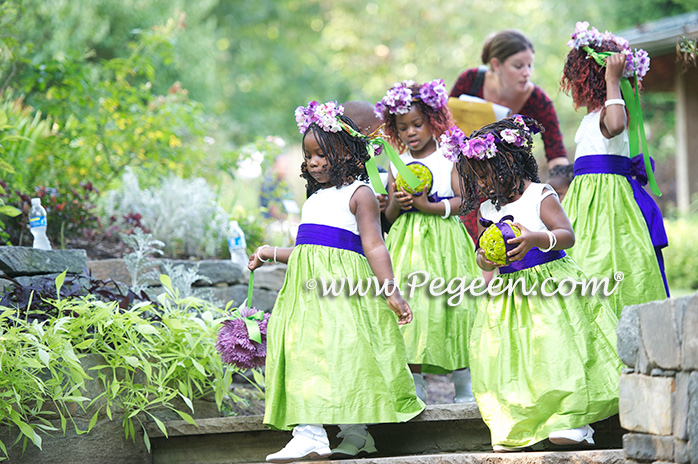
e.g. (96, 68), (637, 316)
(675, 372), (690, 440)
(86, 258), (134, 285)
(161, 259), (246, 286)
(638, 299), (680, 370)
(689, 371), (698, 463)
(623, 433), (674, 461)
(682, 304), (698, 370)
(0, 246), (86, 277)
(334, 450), (625, 464)
(619, 373), (674, 435)
(618, 305), (640, 368)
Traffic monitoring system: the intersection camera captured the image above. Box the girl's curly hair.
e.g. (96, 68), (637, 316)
(560, 39), (639, 112)
(456, 116), (542, 213)
(300, 115), (371, 195)
(379, 82), (455, 153)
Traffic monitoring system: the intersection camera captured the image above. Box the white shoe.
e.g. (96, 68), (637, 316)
(266, 425), (332, 463)
(412, 373), (427, 403)
(331, 424), (377, 458)
(452, 368), (475, 403)
(548, 424), (595, 446)
(492, 444), (526, 452)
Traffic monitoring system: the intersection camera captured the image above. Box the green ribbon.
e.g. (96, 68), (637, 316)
(582, 47), (662, 196)
(340, 121), (420, 195)
(229, 270), (263, 344)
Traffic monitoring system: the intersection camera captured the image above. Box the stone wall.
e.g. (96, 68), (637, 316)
(0, 246), (285, 312)
(617, 292), (698, 464)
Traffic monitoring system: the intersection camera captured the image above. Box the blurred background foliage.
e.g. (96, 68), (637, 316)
(0, 0), (697, 290)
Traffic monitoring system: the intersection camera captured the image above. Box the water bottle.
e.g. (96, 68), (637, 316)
(227, 220), (248, 267)
(29, 197), (52, 250)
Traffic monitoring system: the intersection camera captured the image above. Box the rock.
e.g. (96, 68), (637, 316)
(0, 246), (86, 277)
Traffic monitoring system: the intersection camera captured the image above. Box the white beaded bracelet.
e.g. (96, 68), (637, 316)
(441, 199), (451, 219)
(273, 246), (278, 264)
(540, 230), (557, 253)
(604, 98), (625, 108)
(256, 245), (272, 263)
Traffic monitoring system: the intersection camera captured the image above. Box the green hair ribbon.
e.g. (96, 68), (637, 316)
(340, 122), (420, 194)
(582, 46), (661, 196)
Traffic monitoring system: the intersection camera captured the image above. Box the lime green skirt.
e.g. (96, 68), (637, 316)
(386, 213), (480, 371)
(471, 256), (622, 447)
(263, 244), (425, 431)
(562, 173), (667, 317)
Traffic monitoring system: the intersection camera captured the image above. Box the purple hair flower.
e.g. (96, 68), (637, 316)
(295, 100), (345, 134)
(216, 306), (270, 371)
(440, 126), (467, 162)
(419, 79), (448, 110)
(463, 133), (498, 160)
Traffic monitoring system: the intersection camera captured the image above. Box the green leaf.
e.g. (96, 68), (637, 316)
(178, 393), (194, 413)
(142, 427), (151, 453)
(88, 411), (99, 431)
(174, 409), (196, 426)
(0, 205), (20, 217)
(147, 413), (168, 438)
(55, 270), (68, 300)
(37, 349), (50, 366)
(123, 356), (141, 368)
(135, 324), (158, 335)
(191, 359), (206, 376)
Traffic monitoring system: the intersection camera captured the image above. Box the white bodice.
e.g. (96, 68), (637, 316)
(301, 180), (367, 234)
(479, 183), (557, 233)
(389, 147), (454, 198)
(574, 110), (630, 160)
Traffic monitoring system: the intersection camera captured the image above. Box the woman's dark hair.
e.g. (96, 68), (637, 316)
(456, 116), (542, 213)
(481, 30), (534, 65)
(380, 82), (454, 153)
(300, 114), (370, 195)
(560, 39), (638, 112)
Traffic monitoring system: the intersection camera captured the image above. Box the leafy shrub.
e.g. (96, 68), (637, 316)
(101, 168), (231, 259)
(664, 216), (698, 292)
(0, 272), (248, 457)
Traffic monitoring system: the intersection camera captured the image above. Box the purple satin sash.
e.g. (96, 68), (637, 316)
(295, 224), (364, 256)
(573, 154), (669, 296)
(499, 248), (566, 274)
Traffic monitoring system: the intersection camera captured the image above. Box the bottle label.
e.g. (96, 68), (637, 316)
(227, 237), (246, 249)
(29, 216), (47, 228)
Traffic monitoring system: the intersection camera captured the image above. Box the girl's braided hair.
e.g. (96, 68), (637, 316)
(560, 39), (639, 112)
(456, 116), (542, 213)
(300, 115), (370, 195)
(380, 82), (454, 153)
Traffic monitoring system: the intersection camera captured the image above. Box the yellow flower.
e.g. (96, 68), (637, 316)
(169, 135), (182, 148)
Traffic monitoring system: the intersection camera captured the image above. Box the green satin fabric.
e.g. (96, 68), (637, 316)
(386, 213), (480, 371)
(263, 244), (425, 431)
(562, 173), (667, 317)
(470, 256), (622, 447)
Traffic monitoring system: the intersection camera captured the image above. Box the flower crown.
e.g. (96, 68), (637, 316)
(295, 100), (344, 134)
(567, 21), (650, 81)
(374, 79), (449, 118)
(441, 115), (532, 162)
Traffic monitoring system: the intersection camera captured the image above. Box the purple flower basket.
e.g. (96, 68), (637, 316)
(216, 306), (270, 371)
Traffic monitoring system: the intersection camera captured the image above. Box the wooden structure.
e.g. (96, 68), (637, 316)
(620, 11), (698, 213)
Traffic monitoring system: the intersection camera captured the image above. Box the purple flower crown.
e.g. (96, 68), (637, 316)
(441, 115), (532, 162)
(374, 79), (449, 118)
(295, 100), (344, 134)
(568, 21), (650, 81)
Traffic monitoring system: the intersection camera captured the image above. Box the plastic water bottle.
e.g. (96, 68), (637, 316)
(29, 197), (52, 250)
(227, 220), (248, 266)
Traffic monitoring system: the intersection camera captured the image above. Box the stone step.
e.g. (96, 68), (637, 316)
(147, 403), (624, 464)
(318, 450), (625, 464)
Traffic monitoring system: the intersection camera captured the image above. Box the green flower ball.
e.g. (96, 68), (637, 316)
(395, 163), (433, 195)
(481, 221), (522, 265)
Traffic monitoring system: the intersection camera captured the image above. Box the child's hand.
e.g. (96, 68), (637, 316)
(505, 222), (537, 261)
(477, 248), (502, 271)
(376, 194), (388, 212)
(410, 186), (430, 211)
(248, 247), (267, 271)
(604, 53), (625, 83)
(386, 292), (413, 325)
(393, 184), (414, 210)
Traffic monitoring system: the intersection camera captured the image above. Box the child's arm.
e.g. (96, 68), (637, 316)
(506, 193), (575, 262)
(410, 165), (461, 217)
(475, 210), (502, 272)
(600, 53), (627, 138)
(385, 169), (414, 224)
(248, 245), (294, 271)
(351, 185), (413, 325)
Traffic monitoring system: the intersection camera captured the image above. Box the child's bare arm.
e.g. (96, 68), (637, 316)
(600, 53), (627, 138)
(249, 245), (294, 270)
(352, 185), (412, 324)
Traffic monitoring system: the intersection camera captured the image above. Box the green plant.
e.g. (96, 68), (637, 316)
(102, 168), (230, 259)
(122, 227), (165, 294)
(664, 215), (698, 293)
(0, 271), (249, 457)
